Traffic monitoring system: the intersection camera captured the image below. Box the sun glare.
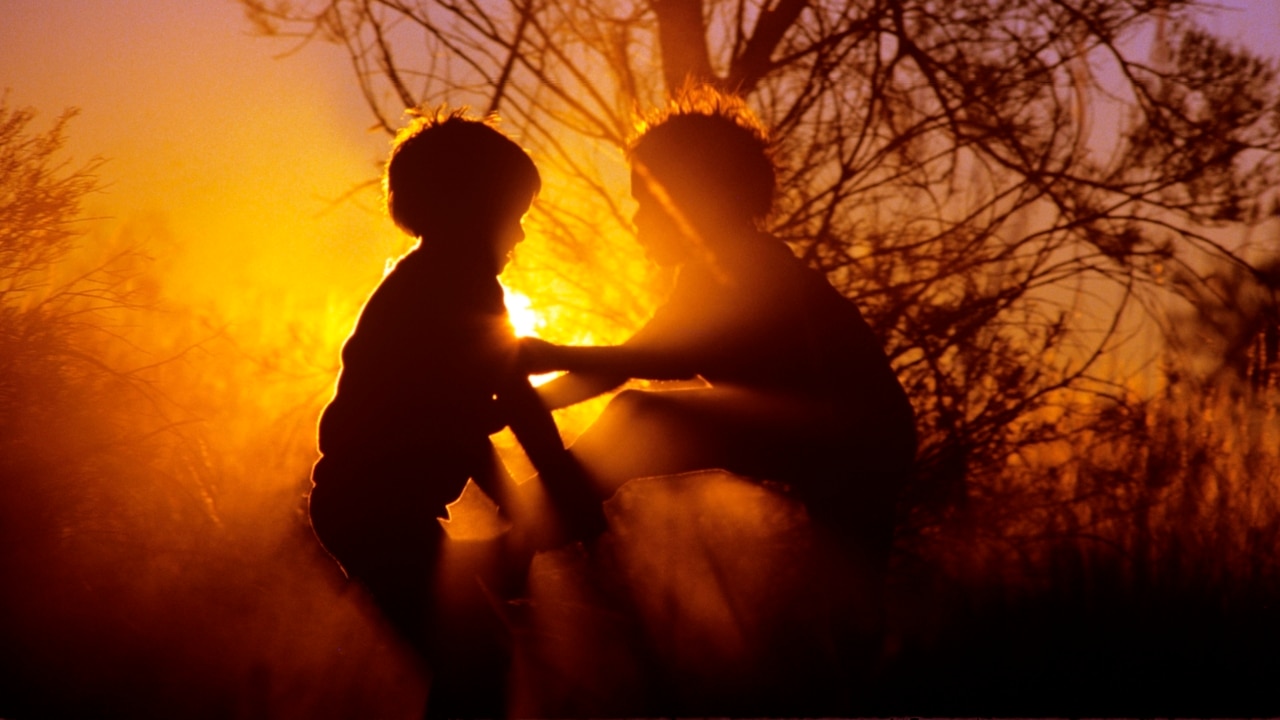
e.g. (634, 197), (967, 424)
(502, 285), (541, 338)
(502, 284), (561, 387)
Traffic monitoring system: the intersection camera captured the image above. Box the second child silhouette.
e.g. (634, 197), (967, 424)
(308, 110), (599, 719)
(519, 89), (917, 710)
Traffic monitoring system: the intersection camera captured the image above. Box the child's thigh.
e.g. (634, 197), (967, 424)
(571, 387), (824, 491)
(309, 461), (447, 574)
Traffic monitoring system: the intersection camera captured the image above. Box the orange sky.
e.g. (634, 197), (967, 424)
(0, 0), (397, 314)
(1, 0), (1277, 319)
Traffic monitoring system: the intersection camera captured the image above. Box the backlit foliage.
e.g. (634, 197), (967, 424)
(0, 100), (425, 717)
(241, 0), (1280, 520)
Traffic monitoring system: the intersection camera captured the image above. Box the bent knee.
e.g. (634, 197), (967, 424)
(579, 389), (658, 440)
(608, 388), (659, 415)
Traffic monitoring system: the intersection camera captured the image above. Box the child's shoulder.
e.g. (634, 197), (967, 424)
(408, 245), (506, 304)
(386, 244), (484, 283)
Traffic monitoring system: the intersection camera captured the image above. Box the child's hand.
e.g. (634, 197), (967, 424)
(518, 337), (561, 374)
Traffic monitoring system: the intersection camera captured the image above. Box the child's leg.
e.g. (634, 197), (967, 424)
(568, 386), (836, 498)
(310, 460), (513, 718)
(566, 386), (907, 700)
(566, 384), (906, 608)
(308, 462), (444, 660)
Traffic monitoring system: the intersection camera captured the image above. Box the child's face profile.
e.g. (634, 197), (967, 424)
(630, 168), (693, 268)
(491, 194), (533, 272)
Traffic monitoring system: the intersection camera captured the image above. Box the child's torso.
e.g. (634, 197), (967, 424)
(318, 247), (516, 458)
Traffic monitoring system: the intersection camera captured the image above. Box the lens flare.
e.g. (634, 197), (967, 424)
(502, 284), (541, 338)
(502, 283), (562, 388)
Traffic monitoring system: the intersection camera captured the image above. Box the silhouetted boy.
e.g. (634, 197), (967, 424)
(308, 111), (597, 718)
(526, 93), (915, 545)
(522, 90), (916, 709)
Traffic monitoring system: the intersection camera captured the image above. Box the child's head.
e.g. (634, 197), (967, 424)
(629, 88), (775, 252)
(385, 109), (540, 253)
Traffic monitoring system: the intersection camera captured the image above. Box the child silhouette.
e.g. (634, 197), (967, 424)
(521, 90), (916, 699)
(525, 92), (915, 530)
(308, 110), (597, 718)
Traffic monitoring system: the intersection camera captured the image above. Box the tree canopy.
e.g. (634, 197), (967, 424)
(242, 0), (1280, 516)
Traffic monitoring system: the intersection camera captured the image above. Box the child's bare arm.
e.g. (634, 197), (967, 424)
(497, 374), (607, 541)
(499, 375), (571, 476)
(534, 370), (626, 410)
(521, 337), (698, 386)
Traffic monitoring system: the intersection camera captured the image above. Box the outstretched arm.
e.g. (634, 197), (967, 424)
(534, 370), (627, 410)
(519, 292), (705, 408)
(496, 373), (608, 542)
(521, 337), (699, 405)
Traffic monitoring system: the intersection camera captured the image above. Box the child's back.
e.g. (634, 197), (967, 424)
(316, 243), (513, 507)
(306, 110), (553, 719)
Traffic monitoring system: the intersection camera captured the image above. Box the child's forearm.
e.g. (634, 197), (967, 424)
(549, 344), (697, 382)
(501, 377), (571, 476)
(500, 375), (608, 544)
(535, 371), (626, 410)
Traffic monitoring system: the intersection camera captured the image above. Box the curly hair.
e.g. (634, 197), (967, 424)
(630, 86), (776, 222)
(384, 107), (540, 238)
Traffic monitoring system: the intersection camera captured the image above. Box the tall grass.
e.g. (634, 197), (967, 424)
(3, 223), (1277, 716)
(882, 376), (1280, 715)
(0, 230), (427, 718)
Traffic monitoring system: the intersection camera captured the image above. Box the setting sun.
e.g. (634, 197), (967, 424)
(502, 283), (563, 388)
(502, 284), (541, 338)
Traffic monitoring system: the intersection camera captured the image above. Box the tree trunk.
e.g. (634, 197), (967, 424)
(652, 0), (716, 92)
